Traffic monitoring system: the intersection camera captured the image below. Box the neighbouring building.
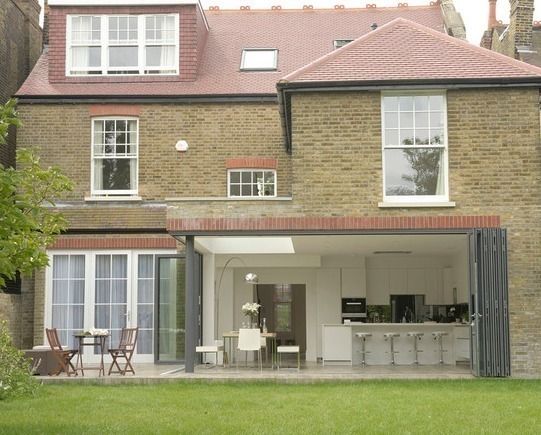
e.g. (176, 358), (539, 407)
(481, 0), (541, 67)
(12, 0), (541, 378)
(0, 0), (42, 348)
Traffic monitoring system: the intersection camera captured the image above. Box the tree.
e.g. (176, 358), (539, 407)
(401, 148), (441, 195)
(0, 99), (72, 287)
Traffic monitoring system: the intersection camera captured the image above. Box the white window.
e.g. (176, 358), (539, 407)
(228, 169), (276, 197)
(382, 93), (448, 203)
(240, 49), (278, 71)
(92, 118), (138, 196)
(46, 250), (175, 362)
(67, 14), (179, 76)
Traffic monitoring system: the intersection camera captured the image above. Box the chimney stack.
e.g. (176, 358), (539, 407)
(510, 0), (535, 52)
(488, 0), (498, 29)
(43, 0), (50, 47)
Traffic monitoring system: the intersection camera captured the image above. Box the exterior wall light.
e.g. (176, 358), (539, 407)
(175, 140), (189, 152)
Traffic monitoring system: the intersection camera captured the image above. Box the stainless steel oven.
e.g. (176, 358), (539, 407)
(341, 298), (367, 323)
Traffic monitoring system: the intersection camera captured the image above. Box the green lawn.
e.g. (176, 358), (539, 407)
(1, 380), (540, 434)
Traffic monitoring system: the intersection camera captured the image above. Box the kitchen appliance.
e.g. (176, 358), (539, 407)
(341, 298), (367, 323)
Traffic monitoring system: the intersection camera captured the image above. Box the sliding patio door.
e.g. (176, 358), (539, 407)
(469, 228), (510, 377)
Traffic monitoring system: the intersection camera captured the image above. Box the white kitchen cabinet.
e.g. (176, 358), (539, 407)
(366, 269), (390, 305)
(407, 269), (426, 294)
(389, 269), (408, 294)
(322, 325), (352, 364)
(443, 267), (455, 305)
(454, 325), (470, 361)
(425, 269), (443, 305)
(341, 268), (366, 298)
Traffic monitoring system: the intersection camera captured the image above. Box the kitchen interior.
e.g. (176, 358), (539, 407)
(200, 233), (471, 368)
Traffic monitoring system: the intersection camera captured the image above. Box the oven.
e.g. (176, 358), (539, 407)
(341, 298), (367, 323)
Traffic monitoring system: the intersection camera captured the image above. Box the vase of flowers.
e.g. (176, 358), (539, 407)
(242, 302), (261, 328)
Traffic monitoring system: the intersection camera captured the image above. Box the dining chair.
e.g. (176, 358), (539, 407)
(45, 328), (78, 376)
(237, 328), (262, 371)
(108, 327), (138, 375)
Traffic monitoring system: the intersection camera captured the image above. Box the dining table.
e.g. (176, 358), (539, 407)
(222, 330), (277, 369)
(73, 333), (110, 377)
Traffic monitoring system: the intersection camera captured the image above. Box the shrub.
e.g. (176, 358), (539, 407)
(0, 320), (39, 400)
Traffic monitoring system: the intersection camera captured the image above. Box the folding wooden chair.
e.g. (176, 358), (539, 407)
(108, 327), (138, 375)
(45, 328), (78, 376)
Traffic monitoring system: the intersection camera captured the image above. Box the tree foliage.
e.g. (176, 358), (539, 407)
(0, 99), (73, 287)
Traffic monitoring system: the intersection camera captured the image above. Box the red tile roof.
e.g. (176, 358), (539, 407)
(281, 17), (541, 85)
(16, 5), (446, 98)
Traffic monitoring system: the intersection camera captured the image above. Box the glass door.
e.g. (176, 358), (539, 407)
(155, 255), (186, 363)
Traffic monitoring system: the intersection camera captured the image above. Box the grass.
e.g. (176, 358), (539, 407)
(1, 380), (540, 434)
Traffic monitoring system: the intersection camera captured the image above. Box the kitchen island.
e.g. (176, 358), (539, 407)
(322, 323), (460, 366)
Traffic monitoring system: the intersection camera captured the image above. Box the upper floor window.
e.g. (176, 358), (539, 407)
(240, 49), (278, 71)
(67, 14), (179, 76)
(91, 118), (138, 196)
(228, 169), (276, 198)
(382, 93), (448, 203)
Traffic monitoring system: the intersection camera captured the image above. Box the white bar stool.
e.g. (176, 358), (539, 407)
(407, 332), (424, 365)
(383, 332), (400, 365)
(277, 345), (300, 371)
(354, 332), (372, 366)
(432, 331), (449, 364)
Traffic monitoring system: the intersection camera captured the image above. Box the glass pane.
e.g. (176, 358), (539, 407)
(241, 172), (251, 183)
(70, 306), (84, 330)
(70, 280), (85, 304)
(53, 255), (69, 279)
(138, 305), (153, 329)
(100, 158), (134, 191)
(275, 303), (291, 332)
(430, 112), (444, 129)
(415, 129), (430, 145)
(385, 148), (444, 196)
(385, 112), (398, 128)
(414, 96), (429, 111)
(111, 280), (127, 303)
(137, 330), (153, 354)
(230, 172), (240, 183)
(70, 256), (85, 279)
(230, 185), (240, 196)
(138, 255), (153, 279)
(52, 306), (68, 329)
(264, 172), (275, 183)
(384, 96), (398, 111)
(385, 129), (399, 146)
(108, 46), (138, 67)
(52, 280), (69, 304)
(138, 280), (153, 303)
(96, 255), (110, 278)
(400, 129), (414, 146)
(400, 112), (413, 129)
(399, 96), (414, 111)
(146, 46), (175, 68)
(95, 305), (110, 329)
(241, 185), (251, 196)
(72, 47), (101, 68)
(112, 255), (127, 278)
(95, 280), (110, 303)
(264, 184), (274, 196)
(431, 129), (444, 145)
(111, 305), (127, 329)
(415, 112), (429, 129)
(157, 257), (186, 362)
(242, 50), (276, 69)
(429, 95), (443, 111)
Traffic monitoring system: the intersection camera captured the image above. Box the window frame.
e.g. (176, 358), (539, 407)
(227, 169), (277, 198)
(66, 13), (179, 77)
(381, 90), (449, 204)
(240, 48), (278, 71)
(91, 116), (139, 197)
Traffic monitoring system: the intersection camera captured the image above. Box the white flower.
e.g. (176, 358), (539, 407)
(242, 302), (261, 316)
(87, 328), (109, 336)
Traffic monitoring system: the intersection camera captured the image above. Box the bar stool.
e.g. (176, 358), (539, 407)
(407, 332), (424, 365)
(432, 331), (449, 364)
(354, 332), (372, 366)
(383, 332), (400, 365)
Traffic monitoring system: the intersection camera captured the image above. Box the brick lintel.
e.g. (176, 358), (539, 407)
(49, 236), (177, 250)
(167, 215), (501, 233)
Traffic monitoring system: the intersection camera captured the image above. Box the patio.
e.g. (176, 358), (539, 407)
(38, 361), (473, 384)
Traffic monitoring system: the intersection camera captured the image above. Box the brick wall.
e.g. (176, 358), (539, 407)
(17, 87), (541, 375)
(16, 102), (291, 200)
(48, 4), (202, 83)
(0, 0), (42, 167)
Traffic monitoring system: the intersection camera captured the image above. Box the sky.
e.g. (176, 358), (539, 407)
(38, 0), (541, 45)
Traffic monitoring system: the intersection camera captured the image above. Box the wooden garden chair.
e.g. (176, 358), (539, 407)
(45, 328), (78, 376)
(108, 327), (138, 375)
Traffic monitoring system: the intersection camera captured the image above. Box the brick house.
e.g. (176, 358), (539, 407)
(481, 0), (541, 67)
(0, 0), (42, 348)
(12, 0), (541, 377)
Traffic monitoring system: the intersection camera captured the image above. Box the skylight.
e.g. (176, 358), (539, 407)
(240, 49), (278, 71)
(334, 39), (353, 49)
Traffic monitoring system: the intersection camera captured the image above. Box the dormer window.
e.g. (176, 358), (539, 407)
(67, 14), (179, 76)
(240, 49), (278, 71)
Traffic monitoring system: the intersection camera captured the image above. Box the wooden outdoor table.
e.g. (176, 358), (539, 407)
(73, 333), (110, 377)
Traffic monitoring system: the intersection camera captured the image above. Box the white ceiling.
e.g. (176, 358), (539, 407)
(196, 233), (468, 256)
